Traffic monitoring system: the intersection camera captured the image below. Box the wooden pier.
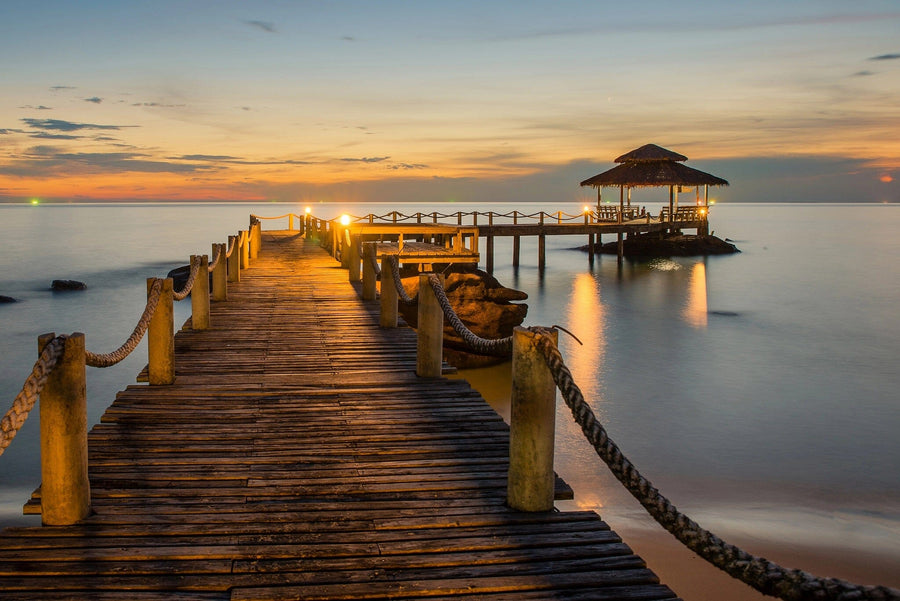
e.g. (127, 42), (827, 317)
(0, 231), (678, 600)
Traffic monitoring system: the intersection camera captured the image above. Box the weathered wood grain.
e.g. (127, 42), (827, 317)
(0, 231), (676, 600)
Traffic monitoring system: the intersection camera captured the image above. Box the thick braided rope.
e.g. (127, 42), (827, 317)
(0, 336), (67, 456)
(532, 332), (899, 601)
(388, 256), (417, 305)
(173, 258), (200, 301)
(208, 246), (222, 272)
(427, 274), (512, 357)
(84, 278), (163, 368)
(368, 248), (382, 277)
(225, 236), (237, 258)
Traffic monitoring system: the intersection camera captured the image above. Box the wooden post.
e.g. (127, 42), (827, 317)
(380, 256), (398, 328)
(587, 233), (595, 258)
(486, 235), (494, 274)
(512, 236), (520, 268)
(288, 214), (294, 232)
(250, 221), (261, 259)
(147, 277), (174, 386)
(538, 234), (546, 271)
(617, 232), (624, 264)
(416, 273), (444, 378)
(507, 327), (558, 512)
(362, 242), (377, 301)
(240, 230), (250, 269)
(227, 236), (240, 283)
(211, 243), (227, 301)
(190, 255), (210, 330)
(348, 233), (361, 281)
(38, 332), (90, 525)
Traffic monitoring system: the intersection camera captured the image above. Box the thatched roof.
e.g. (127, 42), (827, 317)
(614, 143), (687, 163)
(580, 143), (729, 188)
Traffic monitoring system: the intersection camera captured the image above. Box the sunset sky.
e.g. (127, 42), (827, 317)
(1, 0), (898, 204)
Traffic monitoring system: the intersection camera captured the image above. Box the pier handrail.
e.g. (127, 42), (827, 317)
(526, 328), (899, 601)
(0, 337), (67, 454)
(394, 265), (898, 600)
(84, 278), (165, 368)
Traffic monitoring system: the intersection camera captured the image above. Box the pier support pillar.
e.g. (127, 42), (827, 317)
(416, 273), (444, 378)
(380, 256), (398, 328)
(38, 332), (90, 526)
(538, 234), (546, 272)
(190, 255), (210, 330)
(147, 277), (175, 386)
(348, 234), (361, 282)
(512, 236), (520, 268)
(362, 242), (377, 301)
(617, 232), (624, 264)
(508, 327), (558, 512)
(211, 243), (227, 301)
(227, 236), (240, 283)
(486, 235), (495, 274)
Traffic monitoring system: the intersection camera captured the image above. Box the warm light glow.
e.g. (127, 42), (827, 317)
(699, 208), (707, 215)
(881, 175), (894, 183)
(339, 214), (351, 226)
(30, 198), (40, 205)
(305, 206), (312, 214)
(583, 205), (591, 213)
(683, 261), (708, 328)
(709, 199), (717, 205)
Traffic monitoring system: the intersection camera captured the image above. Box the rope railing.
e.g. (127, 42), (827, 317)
(367, 246), (381, 277)
(208, 244), (222, 272)
(0, 336), (67, 456)
(426, 273), (512, 357)
(84, 278), (164, 368)
(225, 235), (237, 258)
(387, 256), (417, 305)
(528, 329), (899, 601)
(172, 258), (201, 301)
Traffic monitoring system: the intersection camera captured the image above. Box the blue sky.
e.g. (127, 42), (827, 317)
(0, 0), (898, 202)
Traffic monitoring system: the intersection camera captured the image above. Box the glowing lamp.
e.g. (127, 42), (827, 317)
(305, 206), (312, 214)
(583, 205), (591, 213)
(339, 214), (351, 226)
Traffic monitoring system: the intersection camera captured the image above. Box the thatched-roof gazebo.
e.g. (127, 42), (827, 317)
(580, 143), (728, 221)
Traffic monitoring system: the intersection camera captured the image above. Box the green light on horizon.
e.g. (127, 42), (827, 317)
(30, 198), (40, 205)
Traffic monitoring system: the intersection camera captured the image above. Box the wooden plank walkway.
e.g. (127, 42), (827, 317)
(0, 232), (679, 600)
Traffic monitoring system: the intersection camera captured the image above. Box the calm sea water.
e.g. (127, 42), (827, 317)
(1, 202), (898, 577)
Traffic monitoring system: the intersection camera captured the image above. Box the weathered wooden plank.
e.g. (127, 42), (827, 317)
(0, 231), (672, 600)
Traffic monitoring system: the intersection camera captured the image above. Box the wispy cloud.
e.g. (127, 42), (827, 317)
(28, 132), (83, 140)
(84, 96), (103, 104)
(244, 20), (276, 33)
(19, 105), (52, 110)
(388, 163), (428, 170)
(0, 147), (217, 177)
(0, 129), (24, 135)
(21, 118), (127, 132)
(340, 156), (390, 163)
(868, 52), (900, 61)
(852, 70), (875, 77)
(49, 85), (75, 91)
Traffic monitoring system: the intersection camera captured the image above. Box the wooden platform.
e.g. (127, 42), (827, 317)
(0, 232), (678, 600)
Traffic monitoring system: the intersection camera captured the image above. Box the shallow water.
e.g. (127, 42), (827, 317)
(1, 202), (897, 591)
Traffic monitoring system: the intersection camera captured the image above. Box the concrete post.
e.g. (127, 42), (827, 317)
(227, 236), (240, 283)
(507, 327), (558, 512)
(38, 332), (90, 525)
(416, 273), (444, 378)
(211, 243), (227, 301)
(380, 256), (398, 328)
(190, 255), (210, 330)
(240, 230), (250, 269)
(362, 242), (377, 300)
(147, 277), (175, 385)
(348, 233), (361, 282)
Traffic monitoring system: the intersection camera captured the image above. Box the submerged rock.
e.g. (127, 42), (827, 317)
(0, 295), (17, 303)
(395, 264), (527, 369)
(50, 279), (87, 291)
(586, 233), (739, 258)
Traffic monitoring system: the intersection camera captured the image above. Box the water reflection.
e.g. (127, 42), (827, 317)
(683, 260), (708, 328)
(564, 272), (606, 405)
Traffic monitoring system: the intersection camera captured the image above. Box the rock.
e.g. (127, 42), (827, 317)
(395, 265), (527, 369)
(585, 233), (740, 258)
(50, 279), (87, 291)
(0, 295), (17, 303)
